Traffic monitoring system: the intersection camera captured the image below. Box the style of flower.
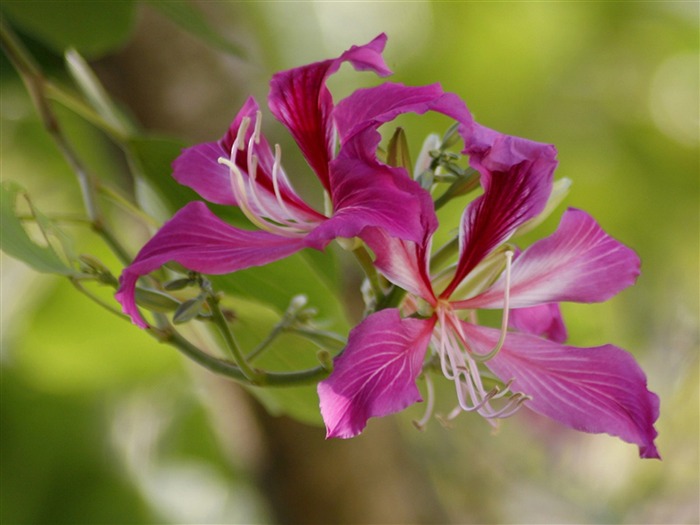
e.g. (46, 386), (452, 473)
(318, 122), (660, 459)
(116, 34), (447, 328)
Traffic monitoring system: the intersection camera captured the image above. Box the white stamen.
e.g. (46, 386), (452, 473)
(218, 155), (278, 233)
(235, 117), (251, 151)
(248, 153), (259, 182)
(253, 110), (262, 144)
(216, 112), (323, 238)
(271, 144), (296, 221)
(473, 250), (514, 362)
(432, 298), (527, 423)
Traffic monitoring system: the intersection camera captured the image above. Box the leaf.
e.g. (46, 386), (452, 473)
(145, 0), (245, 57)
(0, 182), (77, 276)
(1, 1), (136, 58)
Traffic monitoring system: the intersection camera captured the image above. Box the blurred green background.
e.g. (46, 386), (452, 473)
(1, 1), (698, 523)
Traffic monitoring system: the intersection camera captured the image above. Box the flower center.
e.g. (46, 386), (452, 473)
(415, 250), (526, 428)
(217, 112), (321, 237)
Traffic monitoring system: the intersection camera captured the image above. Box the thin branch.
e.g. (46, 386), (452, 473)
(1, 19), (132, 265)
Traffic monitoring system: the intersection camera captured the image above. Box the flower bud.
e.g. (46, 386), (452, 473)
(172, 295), (207, 324)
(134, 287), (181, 313)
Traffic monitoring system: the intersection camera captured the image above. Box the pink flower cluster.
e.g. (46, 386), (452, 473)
(116, 35), (659, 458)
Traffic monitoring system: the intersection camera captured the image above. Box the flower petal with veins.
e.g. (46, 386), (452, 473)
(318, 309), (435, 438)
(462, 322), (660, 459)
(457, 208), (641, 309)
(116, 202), (306, 328)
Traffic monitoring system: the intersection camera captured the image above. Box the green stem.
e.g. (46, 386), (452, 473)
(430, 237), (459, 272)
(45, 82), (130, 143)
(246, 324), (284, 362)
(152, 325), (331, 386)
(206, 293), (263, 384)
(70, 278), (129, 319)
(434, 170), (480, 210)
(1, 19), (132, 266)
(99, 185), (160, 228)
(290, 327), (346, 352)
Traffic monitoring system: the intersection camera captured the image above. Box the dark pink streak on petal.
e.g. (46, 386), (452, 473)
(441, 139), (555, 298)
(115, 201), (306, 328)
(459, 208), (641, 309)
(318, 309), (435, 438)
(463, 323), (660, 459)
(268, 34), (391, 192)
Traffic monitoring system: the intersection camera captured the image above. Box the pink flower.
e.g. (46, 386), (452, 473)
(116, 35), (464, 328)
(318, 123), (660, 459)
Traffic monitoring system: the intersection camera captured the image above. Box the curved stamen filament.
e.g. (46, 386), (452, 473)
(271, 144), (297, 222)
(252, 110), (262, 144)
(433, 303), (527, 422)
(217, 113), (320, 237)
(473, 250), (514, 362)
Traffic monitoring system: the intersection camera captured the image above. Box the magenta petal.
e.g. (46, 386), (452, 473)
(172, 97), (260, 206)
(462, 208), (641, 309)
(115, 201), (306, 328)
(268, 34), (391, 192)
(509, 303), (568, 343)
(318, 309), (435, 438)
(171, 141), (234, 205)
(306, 151), (437, 248)
(362, 229), (435, 302)
(334, 82), (473, 144)
(462, 121), (557, 176)
(462, 323), (660, 459)
(441, 132), (556, 298)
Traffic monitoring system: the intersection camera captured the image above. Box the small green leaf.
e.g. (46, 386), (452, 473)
(164, 277), (194, 291)
(0, 182), (77, 275)
(173, 295), (207, 324)
(134, 287), (181, 313)
(145, 0), (245, 57)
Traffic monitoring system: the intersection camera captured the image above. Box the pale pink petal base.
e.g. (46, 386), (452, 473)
(460, 208), (641, 309)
